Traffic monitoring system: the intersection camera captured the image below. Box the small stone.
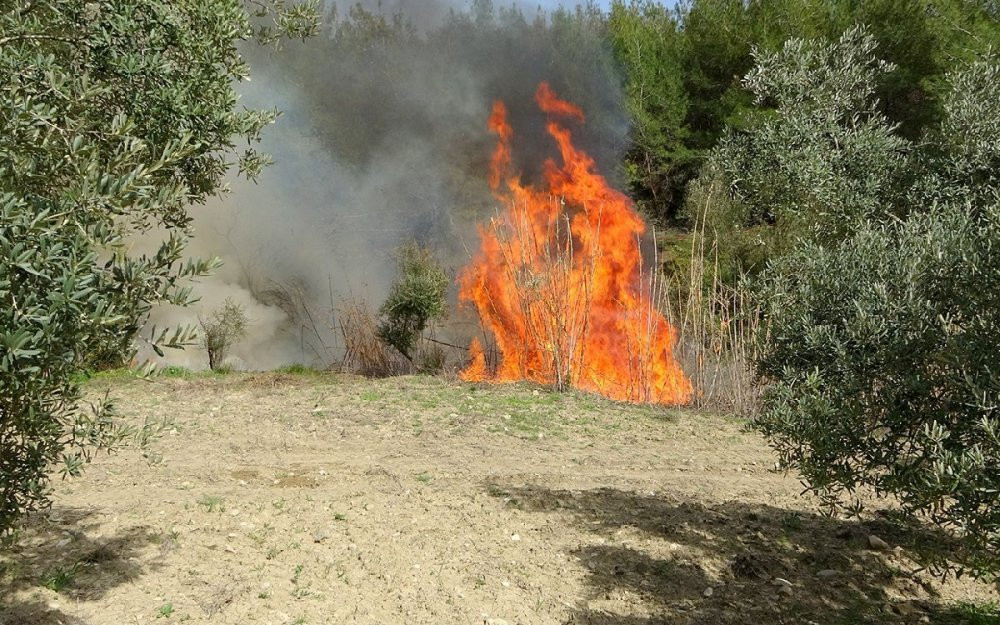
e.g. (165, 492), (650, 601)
(816, 569), (840, 579)
(894, 601), (924, 616)
(868, 534), (890, 551)
(703, 587), (714, 597)
(485, 619), (510, 625)
(312, 528), (331, 543)
(778, 584), (794, 596)
(510, 533), (521, 542)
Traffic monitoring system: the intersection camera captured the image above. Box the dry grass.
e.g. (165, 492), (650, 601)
(471, 200), (691, 404)
(336, 297), (406, 377)
(252, 278), (338, 366)
(662, 188), (764, 416)
(487, 202), (595, 392)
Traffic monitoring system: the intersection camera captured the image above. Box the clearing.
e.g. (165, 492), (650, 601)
(1, 372), (996, 625)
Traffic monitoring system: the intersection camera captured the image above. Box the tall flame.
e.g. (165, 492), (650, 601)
(460, 83), (692, 405)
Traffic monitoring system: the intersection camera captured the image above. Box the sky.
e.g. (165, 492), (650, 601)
(531, 1), (680, 14)
(538, 0), (610, 6)
(536, 0), (614, 9)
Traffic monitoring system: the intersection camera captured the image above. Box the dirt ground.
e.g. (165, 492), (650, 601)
(1, 372), (996, 625)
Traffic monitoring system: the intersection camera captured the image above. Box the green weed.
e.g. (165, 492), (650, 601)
(40, 564), (78, 592)
(414, 471), (432, 484)
(957, 601), (1000, 625)
(277, 364), (323, 375)
(196, 495), (224, 512)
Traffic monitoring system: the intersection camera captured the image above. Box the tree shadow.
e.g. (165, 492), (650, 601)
(0, 507), (162, 625)
(487, 484), (992, 625)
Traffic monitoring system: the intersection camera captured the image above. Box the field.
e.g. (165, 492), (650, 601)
(1, 372), (996, 625)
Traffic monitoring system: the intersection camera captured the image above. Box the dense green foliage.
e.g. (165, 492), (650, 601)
(608, 2), (691, 214)
(729, 27), (1000, 575)
(610, 0), (999, 222)
(602, 0), (1000, 579)
(377, 243), (449, 363)
(704, 27), (913, 272)
(756, 202), (1000, 575)
(0, 0), (317, 536)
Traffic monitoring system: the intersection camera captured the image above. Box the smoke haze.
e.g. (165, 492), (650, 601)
(144, 0), (627, 370)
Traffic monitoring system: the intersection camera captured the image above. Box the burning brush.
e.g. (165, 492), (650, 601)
(459, 83), (692, 405)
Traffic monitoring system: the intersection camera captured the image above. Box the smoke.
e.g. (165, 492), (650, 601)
(143, 0), (627, 370)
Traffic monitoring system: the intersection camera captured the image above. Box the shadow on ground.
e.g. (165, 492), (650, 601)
(487, 484), (992, 625)
(0, 507), (160, 625)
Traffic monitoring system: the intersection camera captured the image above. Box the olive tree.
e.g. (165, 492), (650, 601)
(377, 242), (449, 364)
(0, 0), (318, 536)
(704, 27), (913, 262)
(722, 28), (1000, 575)
(755, 201), (1000, 575)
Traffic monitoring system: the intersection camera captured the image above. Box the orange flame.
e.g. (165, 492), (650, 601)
(459, 82), (692, 405)
(459, 337), (488, 382)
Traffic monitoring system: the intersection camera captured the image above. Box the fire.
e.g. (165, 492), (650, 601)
(459, 83), (692, 405)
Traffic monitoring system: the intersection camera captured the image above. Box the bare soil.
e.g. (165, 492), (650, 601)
(1, 373), (996, 625)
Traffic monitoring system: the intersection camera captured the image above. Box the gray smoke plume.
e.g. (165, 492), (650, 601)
(143, 0), (627, 370)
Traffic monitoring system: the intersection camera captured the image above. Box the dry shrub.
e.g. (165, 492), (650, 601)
(199, 297), (249, 371)
(254, 278), (337, 366)
(663, 190), (764, 415)
(415, 341), (447, 374)
(337, 297), (406, 377)
(470, 201), (689, 404)
(491, 206), (594, 392)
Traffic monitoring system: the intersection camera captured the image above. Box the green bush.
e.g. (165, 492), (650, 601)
(0, 199), (121, 532)
(727, 29), (1000, 575)
(754, 202), (1000, 575)
(200, 298), (249, 371)
(701, 27), (913, 267)
(376, 242), (449, 363)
